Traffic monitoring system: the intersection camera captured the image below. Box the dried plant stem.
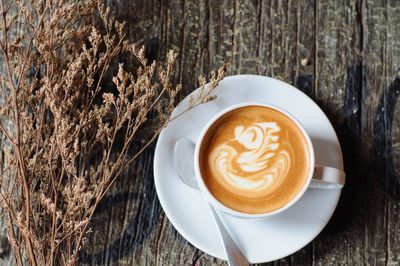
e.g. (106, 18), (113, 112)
(1, 12), (38, 263)
(0, 123), (15, 145)
(7, 213), (23, 266)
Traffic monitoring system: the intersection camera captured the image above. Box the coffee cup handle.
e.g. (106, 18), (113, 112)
(309, 165), (345, 189)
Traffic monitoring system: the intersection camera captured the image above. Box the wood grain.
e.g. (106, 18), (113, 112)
(312, 0), (365, 265)
(367, 0), (400, 264)
(2, 0), (400, 265)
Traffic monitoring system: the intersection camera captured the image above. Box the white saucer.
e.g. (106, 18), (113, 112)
(153, 75), (344, 263)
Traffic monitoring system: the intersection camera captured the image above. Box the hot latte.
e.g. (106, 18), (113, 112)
(199, 106), (311, 214)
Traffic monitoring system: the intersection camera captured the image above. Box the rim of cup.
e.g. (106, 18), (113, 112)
(193, 102), (316, 219)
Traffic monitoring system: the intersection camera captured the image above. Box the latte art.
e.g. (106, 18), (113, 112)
(209, 122), (291, 196)
(200, 106), (310, 214)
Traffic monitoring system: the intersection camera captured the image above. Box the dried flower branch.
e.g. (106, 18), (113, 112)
(0, 0), (226, 265)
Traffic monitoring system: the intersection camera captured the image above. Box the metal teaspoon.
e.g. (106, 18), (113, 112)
(174, 137), (249, 266)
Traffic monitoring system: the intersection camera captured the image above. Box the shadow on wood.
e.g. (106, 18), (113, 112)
(373, 75), (400, 199)
(78, 151), (164, 265)
(316, 65), (366, 238)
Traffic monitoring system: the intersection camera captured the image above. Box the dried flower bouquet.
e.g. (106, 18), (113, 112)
(0, 0), (225, 265)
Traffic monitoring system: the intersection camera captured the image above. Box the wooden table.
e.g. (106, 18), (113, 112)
(2, 0), (400, 265)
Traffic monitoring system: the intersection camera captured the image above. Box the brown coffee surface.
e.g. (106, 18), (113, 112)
(200, 106), (310, 214)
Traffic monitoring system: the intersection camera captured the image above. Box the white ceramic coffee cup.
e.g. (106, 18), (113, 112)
(193, 102), (345, 219)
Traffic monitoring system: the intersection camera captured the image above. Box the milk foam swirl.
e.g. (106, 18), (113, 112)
(209, 122), (291, 194)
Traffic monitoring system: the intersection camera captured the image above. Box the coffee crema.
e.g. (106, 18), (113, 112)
(199, 106), (310, 214)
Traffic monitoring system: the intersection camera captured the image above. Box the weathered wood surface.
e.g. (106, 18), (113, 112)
(2, 0), (400, 265)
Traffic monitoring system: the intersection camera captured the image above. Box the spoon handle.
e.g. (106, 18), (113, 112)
(209, 205), (249, 266)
